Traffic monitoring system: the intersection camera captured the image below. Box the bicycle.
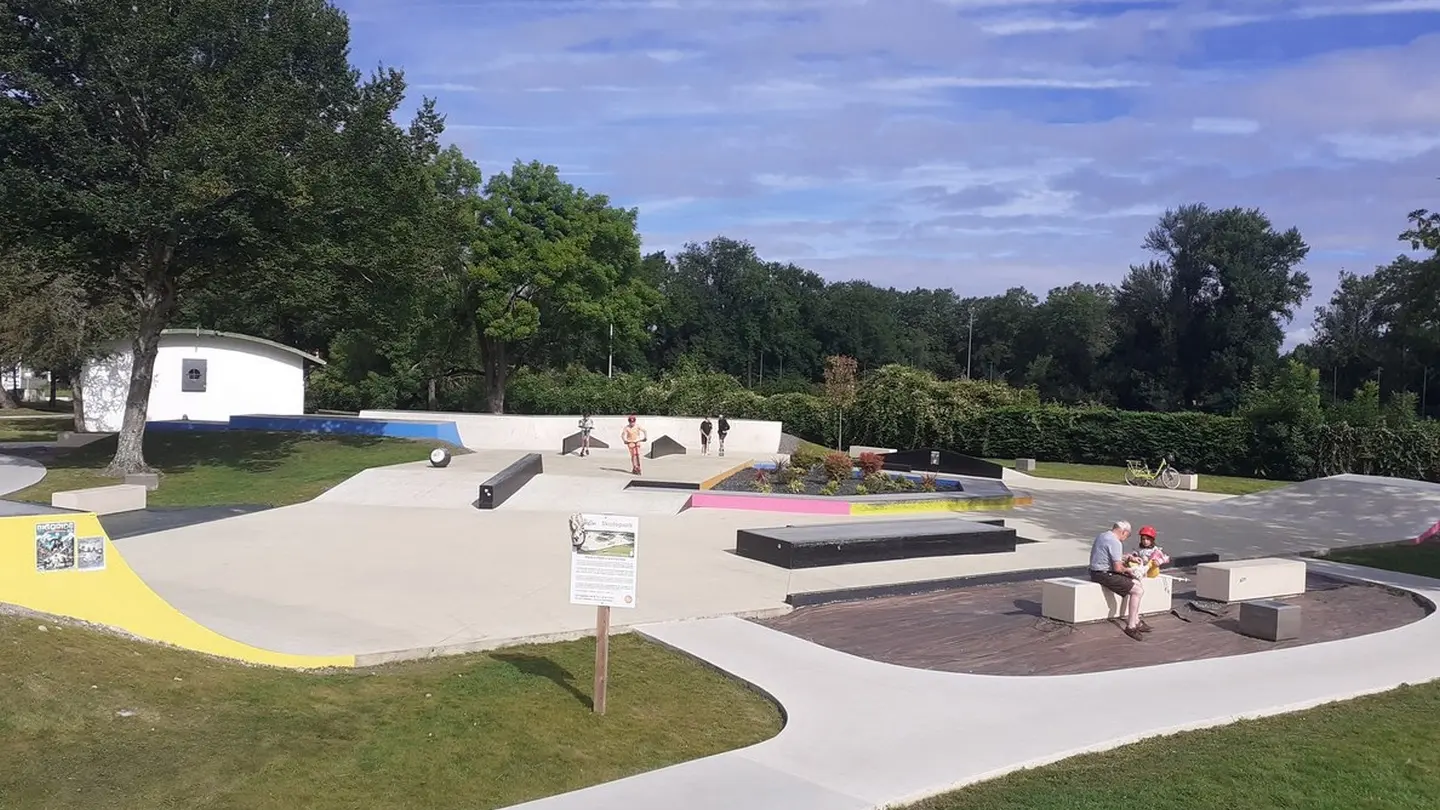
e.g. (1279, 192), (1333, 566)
(1124, 457), (1180, 489)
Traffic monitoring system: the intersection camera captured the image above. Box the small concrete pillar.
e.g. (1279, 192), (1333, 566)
(124, 472), (160, 492)
(1239, 599), (1302, 642)
(1177, 473), (1199, 491)
(1015, 458), (1037, 473)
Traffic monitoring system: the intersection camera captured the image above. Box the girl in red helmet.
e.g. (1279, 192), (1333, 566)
(1130, 525), (1171, 577)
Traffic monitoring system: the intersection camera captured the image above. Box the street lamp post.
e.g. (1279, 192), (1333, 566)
(965, 308), (975, 380)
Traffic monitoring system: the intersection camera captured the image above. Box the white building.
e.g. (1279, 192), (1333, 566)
(79, 329), (326, 432)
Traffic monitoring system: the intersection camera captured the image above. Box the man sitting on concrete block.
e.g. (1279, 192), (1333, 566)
(1088, 520), (1147, 641)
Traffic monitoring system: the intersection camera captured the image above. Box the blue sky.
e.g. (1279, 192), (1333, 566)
(338, 0), (1440, 345)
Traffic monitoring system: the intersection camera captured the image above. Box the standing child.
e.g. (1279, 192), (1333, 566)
(700, 416), (713, 455)
(577, 412), (594, 457)
(716, 414), (730, 457)
(621, 415), (648, 475)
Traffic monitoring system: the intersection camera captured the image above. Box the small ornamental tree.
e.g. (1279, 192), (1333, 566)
(823, 354), (859, 450)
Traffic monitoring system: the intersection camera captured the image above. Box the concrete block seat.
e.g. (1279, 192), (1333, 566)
(1239, 599), (1303, 641)
(51, 484), (147, 515)
(1196, 558), (1307, 603)
(1041, 574), (1175, 624)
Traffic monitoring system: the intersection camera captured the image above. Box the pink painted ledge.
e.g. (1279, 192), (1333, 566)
(685, 491), (850, 515)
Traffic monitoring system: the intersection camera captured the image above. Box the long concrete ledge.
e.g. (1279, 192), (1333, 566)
(503, 559), (1440, 810)
(51, 484), (146, 515)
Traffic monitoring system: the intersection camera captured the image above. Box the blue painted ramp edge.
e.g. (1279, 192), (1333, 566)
(147, 420), (232, 433)
(228, 414), (463, 446)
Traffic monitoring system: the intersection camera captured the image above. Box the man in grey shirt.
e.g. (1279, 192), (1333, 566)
(1089, 520), (1148, 641)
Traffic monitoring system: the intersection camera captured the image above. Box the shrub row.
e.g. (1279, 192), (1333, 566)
(505, 366), (1440, 482)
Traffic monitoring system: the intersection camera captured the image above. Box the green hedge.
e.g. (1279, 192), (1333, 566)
(1316, 423), (1440, 482)
(954, 407), (1254, 476)
(504, 365), (1440, 483)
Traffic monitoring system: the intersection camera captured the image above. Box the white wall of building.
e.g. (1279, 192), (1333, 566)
(80, 334), (307, 432)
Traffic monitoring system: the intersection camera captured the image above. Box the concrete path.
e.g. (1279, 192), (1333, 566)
(507, 559), (1440, 810)
(0, 453), (45, 496)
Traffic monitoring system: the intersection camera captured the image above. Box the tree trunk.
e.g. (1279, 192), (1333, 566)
(106, 281), (175, 475)
(427, 378), (438, 410)
(482, 337), (507, 414)
(0, 382), (15, 410)
(72, 369), (89, 433)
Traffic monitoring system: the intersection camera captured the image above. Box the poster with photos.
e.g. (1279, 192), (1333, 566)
(35, 521), (77, 572)
(568, 513), (639, 609)
(76, 536), (106, 571)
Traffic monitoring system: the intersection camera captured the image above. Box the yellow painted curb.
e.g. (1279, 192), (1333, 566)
(700, 458), (755, 491)
(848, 496), (1018, 515)
(2, 512), (354, 669)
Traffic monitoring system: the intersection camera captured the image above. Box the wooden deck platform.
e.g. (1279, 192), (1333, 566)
(757, 569), (1431, 676)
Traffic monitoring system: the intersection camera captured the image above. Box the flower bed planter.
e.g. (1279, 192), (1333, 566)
(686, 464), (1029, 515)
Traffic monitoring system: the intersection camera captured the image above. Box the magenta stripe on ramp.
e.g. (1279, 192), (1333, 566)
(685, 491), (851, 515)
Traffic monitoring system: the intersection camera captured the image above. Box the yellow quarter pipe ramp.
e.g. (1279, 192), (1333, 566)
(1, 510), (354, 669)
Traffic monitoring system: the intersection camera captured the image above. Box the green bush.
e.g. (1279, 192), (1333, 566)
(1316, 423), (1440, 481)
(790, 442), (826, 472)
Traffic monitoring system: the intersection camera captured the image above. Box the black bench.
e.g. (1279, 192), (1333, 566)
(736, 517), (1017, 569)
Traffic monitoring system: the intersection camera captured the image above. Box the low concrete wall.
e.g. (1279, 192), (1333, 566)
(359, 410), (784, 454)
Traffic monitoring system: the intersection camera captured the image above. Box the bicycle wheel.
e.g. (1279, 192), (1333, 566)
(1124, 468), (1140, 486)
(1160, 468), (1180, 490)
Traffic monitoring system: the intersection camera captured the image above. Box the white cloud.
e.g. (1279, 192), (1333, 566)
(868, 75), (1146, 91)
(1192, 117), (1261, 135)
(1325, 132), (1440, 161)
(980, 17), (1098, 35)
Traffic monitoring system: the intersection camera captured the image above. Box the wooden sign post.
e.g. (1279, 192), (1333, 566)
(568, 513), (638, 718)
(593, 605), (611, 715)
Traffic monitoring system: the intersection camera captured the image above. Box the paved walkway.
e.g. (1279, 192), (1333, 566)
(507, 559), (1440, 810)
(0, 453), (45, 497)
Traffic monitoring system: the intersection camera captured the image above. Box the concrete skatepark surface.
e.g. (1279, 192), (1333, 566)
(98, 464), (1440, 660)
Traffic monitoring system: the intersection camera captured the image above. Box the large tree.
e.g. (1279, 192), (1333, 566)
(1306, 210), (1440, 414)
(464, 160), (647, 413)
(1106, 204), (1311, 412)
(0, 0), (401, 472)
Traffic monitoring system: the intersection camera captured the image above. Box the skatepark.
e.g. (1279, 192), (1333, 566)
(6, 410), (1440, 809)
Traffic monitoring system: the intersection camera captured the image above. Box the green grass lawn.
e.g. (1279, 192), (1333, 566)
(906, 541), (1440, 810)
(0, 402), (73, 416)
(0, 614), (781, 810)
(0, 415), (73, 442)
(987, 458), (1284, 496)
(1327, 543), (1440, 579)
(11, 430), (443, 507)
